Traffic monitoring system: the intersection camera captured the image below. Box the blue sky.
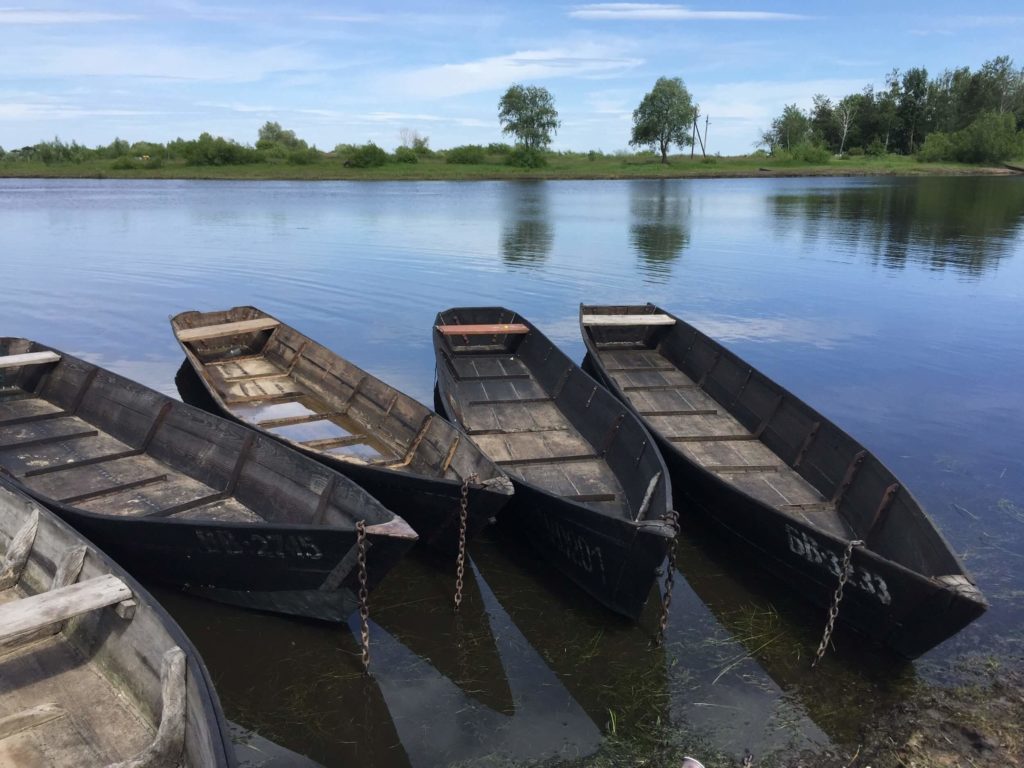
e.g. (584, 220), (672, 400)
(1, 2), (1020, 155)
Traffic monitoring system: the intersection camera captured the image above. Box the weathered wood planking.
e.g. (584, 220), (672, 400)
(0, 574), (132, 644)
(435, 323), (529, 335)
(0, 351), (61, 370)
(580, 302), (988, 658)
(175, 317), (280, 343)
(171, 305), (514, 557)
(581, 314), (675, 327)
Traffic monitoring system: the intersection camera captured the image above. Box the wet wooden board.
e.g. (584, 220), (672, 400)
(0, 398), (65, 427)
(473, 429), (595, 465)
(450, 355), (530, 382)
(462, 400), (568, 435)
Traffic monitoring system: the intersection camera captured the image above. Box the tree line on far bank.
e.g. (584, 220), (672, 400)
(761, 55), (1024, 163)
(3, 56), (1022, 170)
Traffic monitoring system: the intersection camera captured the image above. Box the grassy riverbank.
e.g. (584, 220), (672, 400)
(1, 153), (1015, 181)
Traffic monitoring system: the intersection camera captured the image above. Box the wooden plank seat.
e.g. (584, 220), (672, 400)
(0, 352), (61, 370)
(175, 318), (280, 343)
(581, 314), (675, 327)
(436, 323), (529, 336)
(0, 574), (133, 644)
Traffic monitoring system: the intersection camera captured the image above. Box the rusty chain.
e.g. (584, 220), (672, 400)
(356, 520), (370, 673)
(454, 473), (478, 611)
(655, 509), (680, 647)
(812, 538), (864, 668)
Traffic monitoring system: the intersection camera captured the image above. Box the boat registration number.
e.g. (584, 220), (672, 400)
(195, 529), (324, 560)
(785, 525), (891, 605)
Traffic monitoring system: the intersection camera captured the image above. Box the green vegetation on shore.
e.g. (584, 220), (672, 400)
(0, 148), (1011, 181)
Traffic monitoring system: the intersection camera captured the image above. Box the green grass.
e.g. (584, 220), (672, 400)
(0, 152), (1007, 181)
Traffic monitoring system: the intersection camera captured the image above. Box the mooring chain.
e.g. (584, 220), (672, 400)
(454, 473), (478, 611)
(812, 538), (864, 668)
(356, 520), (371, 673)
(655, 509), (681, 647)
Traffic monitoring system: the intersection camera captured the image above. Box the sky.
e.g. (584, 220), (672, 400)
(0, 2), (1021, 155)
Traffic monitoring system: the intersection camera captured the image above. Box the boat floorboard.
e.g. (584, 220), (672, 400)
(597, 348), (852, 538)
(450, 356), (629, 518)
(0, 393), (264, 523)
(212, 357), (401, 466)
(0, 620), (155, 765)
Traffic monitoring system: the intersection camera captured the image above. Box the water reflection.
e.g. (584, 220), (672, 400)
(500, 182), (553, 268)
(668, 519), (917, 754)
(630, 180), (691, 283)
(768, 177), (1024, 276)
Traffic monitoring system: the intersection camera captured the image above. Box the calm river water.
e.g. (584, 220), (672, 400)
(3, 176), (1023, 766)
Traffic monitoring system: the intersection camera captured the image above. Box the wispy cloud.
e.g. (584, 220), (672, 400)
(569, 3), (809, 21)
(386, 43), (643, 99)
(0, 9), (138, 24)
(0, 44), (325, 82)
(0, 102), (161, 120)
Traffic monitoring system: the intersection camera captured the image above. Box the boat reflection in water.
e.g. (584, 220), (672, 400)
(665, 518), (917, 757)
(150, 541), (602, 767)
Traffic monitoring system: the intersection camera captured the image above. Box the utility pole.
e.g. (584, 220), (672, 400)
(703, 114), (709, 157)
(690, 113), (697, 158)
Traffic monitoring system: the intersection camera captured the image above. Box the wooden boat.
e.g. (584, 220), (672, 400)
(579, 303), (987, 658)
(0, 478), (234, 766)
(432, 307), (676, 620)
(0, 339), (417, 622)
(170, 307), (513, 556)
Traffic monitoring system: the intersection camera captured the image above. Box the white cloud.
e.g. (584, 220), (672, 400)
(385, 44), (643, 100)
(0, 102), (160, 120)
(0, 44), (324, 82)
(0, 9), (138, 24)
(569, 4), (808, 21)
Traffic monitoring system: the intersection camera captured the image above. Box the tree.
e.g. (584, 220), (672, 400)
(810, 94), (837, 149)
(629, 77), (698, 163)
(256, 121), (305, 150)
(897, 67), (929, 153)
(835, 95), (859, 154)
(498, 84), (560, 149)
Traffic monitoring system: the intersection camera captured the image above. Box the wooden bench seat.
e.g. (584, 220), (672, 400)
(175, 318), (280, 343)
(0, 574), (132, 644)
(581, 314), (675, 327)
(0, 352), (61, 370)
(436, 323), (529, 336)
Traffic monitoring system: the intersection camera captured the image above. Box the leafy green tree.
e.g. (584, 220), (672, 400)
(256, 121), (306, 150)
(897, 67), (929, 153)
(498, 84), (560, 149)
(810, 94), (837, 149)
(762, 104), (811, 152)
(629, 77), (698, 163)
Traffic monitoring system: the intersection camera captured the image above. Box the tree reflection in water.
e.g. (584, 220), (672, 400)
(500, 181), (553, 268)
(630, 179), (692, 283)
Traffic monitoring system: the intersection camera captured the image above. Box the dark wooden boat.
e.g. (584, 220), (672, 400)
(170, 307), (513, 556)
(432, 307), (676, 620)
(579, 303), (987, 658)
(0, 339), (417, 622)
(0, 478), (234, 766)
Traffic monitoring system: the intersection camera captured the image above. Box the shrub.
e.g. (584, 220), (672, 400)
(111, 156), (137, 170)
(507, 146), (547, 168)
(846, 146), (865, 156)
(344, 142), (389, 168)
(796, 143), (830, 163)
(287, 147), (321, 165)
(393, 146), (419, 163)
(487, 142), (513, 155)
(918, 132), (954, 162)
(445, 144), (487, 164)
(951, 111), (1019, 163)
(181, 133), (258, 165)
(587, 150), (603, 161)
(866, 138), (886, 156)
(411, 136), (433, 157)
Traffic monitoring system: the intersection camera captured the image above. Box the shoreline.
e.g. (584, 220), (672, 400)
(1, 160), (1019, 183)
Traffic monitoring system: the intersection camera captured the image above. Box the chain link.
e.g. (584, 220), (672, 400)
(454, 473), (478, 611)
(655, 509), (680, 647)
(356, 519), (370, 673)
(812, 538), (864, 668)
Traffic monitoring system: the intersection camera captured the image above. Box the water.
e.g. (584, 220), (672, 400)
(3, 176), (1023, 766)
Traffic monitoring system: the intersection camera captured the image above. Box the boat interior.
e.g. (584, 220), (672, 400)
(435, 308), (668, 524)
(173, 307), (501, 485)
(580, 305), (962, 577)
(0, 339), (389, 529)
(0, 483), (217, 766)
